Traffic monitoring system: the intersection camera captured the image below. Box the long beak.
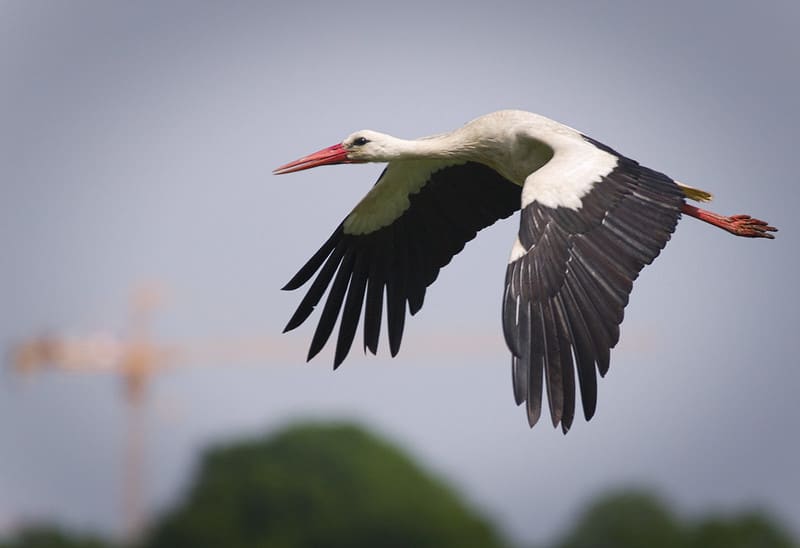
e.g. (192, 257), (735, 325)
(273, 143), (352, 175)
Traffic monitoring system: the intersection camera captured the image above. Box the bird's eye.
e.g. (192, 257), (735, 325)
(352, 137), (369, 146)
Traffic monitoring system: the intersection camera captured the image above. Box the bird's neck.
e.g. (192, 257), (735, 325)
(391, 132), (490, 163)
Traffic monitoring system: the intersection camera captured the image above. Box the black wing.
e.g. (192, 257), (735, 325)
(284, 161), (521, 367)
(503, 143), (685, 432)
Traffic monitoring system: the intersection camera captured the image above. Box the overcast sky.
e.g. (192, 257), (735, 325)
(1, 1), (798, 544)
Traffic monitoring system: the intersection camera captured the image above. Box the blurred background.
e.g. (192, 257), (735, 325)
(1, 2), (798, 547)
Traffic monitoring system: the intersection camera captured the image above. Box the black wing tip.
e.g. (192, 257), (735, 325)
(281, 278), (302, 291)
(306, 344), (323, 363)
(521, 402), (579, 433)
(364, 340), (378, 355)
(550, 409), (562, 429)
(517, 395), (578, 433)
(283, 312), (308, 333)
(582, 402), (597, 422)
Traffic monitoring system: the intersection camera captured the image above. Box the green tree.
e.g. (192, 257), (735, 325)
(554, 490), (684, 548)
(689, 511), (796, 548)
(0, 525), (111, 548)
(552, 489), (797, 548)
(142, 422), (506, 548)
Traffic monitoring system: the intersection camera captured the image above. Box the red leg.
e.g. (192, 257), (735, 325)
(681, 204), (777, 239)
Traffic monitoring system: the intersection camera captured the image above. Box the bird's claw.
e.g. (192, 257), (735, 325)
(725, 214), (778, 239)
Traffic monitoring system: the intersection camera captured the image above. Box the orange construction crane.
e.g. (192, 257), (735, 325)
(8, 285), (287, 541)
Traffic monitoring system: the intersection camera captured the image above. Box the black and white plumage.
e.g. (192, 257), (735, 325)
(274, 110), (776, 432)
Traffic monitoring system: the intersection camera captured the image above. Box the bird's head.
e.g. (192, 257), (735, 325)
(273, 130), (392, 175)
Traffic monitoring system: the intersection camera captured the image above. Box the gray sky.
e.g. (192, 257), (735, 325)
(1, 1), (798, 544)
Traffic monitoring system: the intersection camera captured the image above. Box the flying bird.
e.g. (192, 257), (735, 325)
(273, 110), (776, 432)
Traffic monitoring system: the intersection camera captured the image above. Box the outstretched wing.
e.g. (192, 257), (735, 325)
(503, 136), (685, 432)
(284, 160), (521, 367)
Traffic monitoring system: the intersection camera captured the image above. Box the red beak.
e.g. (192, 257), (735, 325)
(273, 143), (354, 175)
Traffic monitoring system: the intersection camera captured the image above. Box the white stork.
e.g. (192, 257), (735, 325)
(273, 110), (776, 432)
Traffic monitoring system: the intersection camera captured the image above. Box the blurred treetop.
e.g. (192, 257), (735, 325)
(142, 422), (507, 548)
(554, 489), (797, 548)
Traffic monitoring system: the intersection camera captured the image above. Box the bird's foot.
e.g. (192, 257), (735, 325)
(681, 204), (777, 239)
(722, 214), (777, 239)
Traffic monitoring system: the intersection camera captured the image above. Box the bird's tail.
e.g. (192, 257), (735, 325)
(676, 182), (713, 203)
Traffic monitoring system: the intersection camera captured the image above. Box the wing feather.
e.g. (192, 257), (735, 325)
(334, 252), (368, 368)
(284, 161), (521, 365)
(504, 140), (684, 431)
(363, 256), (385, 355)
(307, 248), (355, 361)
(283, 241), (347, 332)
